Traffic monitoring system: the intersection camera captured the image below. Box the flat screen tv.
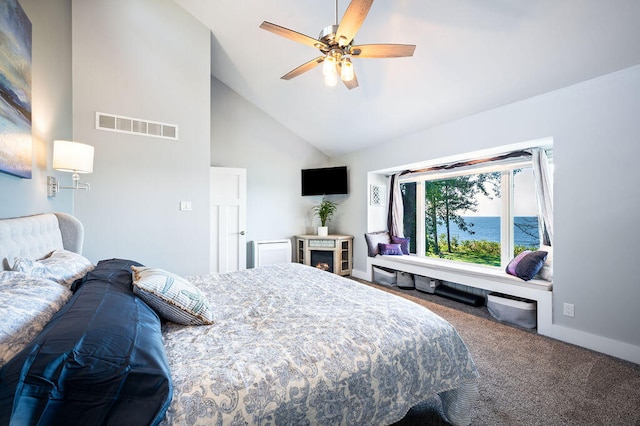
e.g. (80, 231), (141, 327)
(301, 166), (348, 196)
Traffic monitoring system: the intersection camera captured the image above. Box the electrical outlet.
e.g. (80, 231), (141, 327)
(563, 303), (575, 317)
(179, 201), (192, 211)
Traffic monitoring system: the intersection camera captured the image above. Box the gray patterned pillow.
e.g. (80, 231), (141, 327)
(131, 266), (213, 325)
(12, 249), (94, 288)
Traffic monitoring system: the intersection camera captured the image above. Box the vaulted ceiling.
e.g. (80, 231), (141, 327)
(175, 0), (640, 156)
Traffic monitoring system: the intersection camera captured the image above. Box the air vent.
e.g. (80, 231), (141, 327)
(96, 112), (178, 140)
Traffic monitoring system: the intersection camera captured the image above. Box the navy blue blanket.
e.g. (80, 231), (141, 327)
(0, 259), (173, 426)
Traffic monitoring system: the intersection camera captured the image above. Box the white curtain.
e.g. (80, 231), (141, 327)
(531, 148), (553, 246)
(387, 173), (404, 237)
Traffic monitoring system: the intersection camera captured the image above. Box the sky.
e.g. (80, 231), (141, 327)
(466, 168), (540, 217)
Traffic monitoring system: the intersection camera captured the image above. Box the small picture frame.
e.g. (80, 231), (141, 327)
(370, 185), (386, 206)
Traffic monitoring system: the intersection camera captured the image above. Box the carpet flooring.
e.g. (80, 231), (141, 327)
(356, 280), (640, 426)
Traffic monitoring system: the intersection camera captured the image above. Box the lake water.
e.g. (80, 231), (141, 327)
(443, 216), (539, 247)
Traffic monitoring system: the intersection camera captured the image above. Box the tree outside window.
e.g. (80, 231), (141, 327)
(401, 167), (541, 267)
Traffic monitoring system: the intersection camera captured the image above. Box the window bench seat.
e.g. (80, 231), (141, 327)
(367, 255), (554, 335)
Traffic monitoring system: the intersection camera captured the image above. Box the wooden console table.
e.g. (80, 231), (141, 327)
(296, 235), (353, 276)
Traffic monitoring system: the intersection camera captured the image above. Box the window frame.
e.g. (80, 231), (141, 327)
(399, 158), (541, 268)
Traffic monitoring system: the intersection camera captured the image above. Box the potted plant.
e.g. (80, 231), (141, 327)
(313, 198), (338, 236)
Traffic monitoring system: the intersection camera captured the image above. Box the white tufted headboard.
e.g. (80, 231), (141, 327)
(0, 213), (84, 271)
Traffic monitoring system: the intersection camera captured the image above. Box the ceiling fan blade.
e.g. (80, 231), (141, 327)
(335, 0), (374, 47)
(260, 21), (328, 50)
(281, 56), (325, 80)
(350, 44), (416, 58)
(342, 71), (359, 90)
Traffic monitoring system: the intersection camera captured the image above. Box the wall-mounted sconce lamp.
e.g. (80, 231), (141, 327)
(47, 140), (94, 197)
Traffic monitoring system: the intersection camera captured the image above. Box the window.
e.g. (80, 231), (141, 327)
(399, 155), (551, 268)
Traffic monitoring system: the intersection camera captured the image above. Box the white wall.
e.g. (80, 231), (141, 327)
(0, 0), (72, 218)
(211, 78), (334, 258)
(334, 65), (640, 362)
(71, 0), (211, 275)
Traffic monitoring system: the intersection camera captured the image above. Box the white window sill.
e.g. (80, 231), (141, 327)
(368, 254), (552, 292)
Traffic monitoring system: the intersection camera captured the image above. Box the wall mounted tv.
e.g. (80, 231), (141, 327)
(301, 166), (348, 196)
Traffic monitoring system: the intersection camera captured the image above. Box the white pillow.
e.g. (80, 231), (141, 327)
(131, 266), (213, 325)
(12, 249), (94, 288)
(536, 244), (553, 281)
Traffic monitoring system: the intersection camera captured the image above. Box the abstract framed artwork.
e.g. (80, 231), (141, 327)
(0, 0), (32, 179)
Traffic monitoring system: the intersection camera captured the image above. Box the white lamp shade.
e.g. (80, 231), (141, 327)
(324, 71), (338, 86)
(323, 55), (336, 76)
(52, 140), (94, 173)
(341, 58), (354, 82)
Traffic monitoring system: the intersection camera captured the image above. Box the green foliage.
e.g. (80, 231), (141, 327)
(423, 172), (502, 255)
(515, 244), (539, 255)
(312, 198), (338, 227)
(425, 237), (501, 266)
(425, 234), (539, 267)
(402, 169), (540, 266)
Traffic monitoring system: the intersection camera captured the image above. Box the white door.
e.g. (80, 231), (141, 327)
(210, 167), (247, 273)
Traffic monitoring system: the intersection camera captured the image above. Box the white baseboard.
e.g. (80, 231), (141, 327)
(545, 324), (640, 365)
(350, 267), (639, 365)
(351, 268), (368, 281)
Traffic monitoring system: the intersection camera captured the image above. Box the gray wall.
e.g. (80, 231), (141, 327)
(0, 0), (72, 218)
(71, 0), (211, 275)
(3, 0), (330, 273)
(334, 65), (640, 356)
(211, 78), (334, 249)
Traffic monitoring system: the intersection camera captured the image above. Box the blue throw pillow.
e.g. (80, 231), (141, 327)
(513, 250), (548, 281)
(378, 243), (404, 256)
(0, 259), (173, 426)
(391, 236), (410, 255)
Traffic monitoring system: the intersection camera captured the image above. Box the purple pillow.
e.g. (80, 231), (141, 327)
(378, 243), (403, 256)
(391, 236), (410, 255)
(515, 250), (548, 281)
(506, 250), (531, 276)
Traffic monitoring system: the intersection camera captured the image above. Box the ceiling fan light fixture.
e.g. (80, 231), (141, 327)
(341, 57), (354, 82)
(324, 68), (338, 86)
(323, 54), (337, 76)
(259, 0), (415, 90)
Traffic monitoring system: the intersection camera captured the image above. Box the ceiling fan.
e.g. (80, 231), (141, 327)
(259, 0), (416, 90)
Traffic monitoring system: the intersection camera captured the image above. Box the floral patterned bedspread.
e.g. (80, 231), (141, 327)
(0, 272), (72, 368)
(160, 263), (479, 426)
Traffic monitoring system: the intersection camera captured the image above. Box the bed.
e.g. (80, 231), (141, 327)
(0, 213), (479, 425)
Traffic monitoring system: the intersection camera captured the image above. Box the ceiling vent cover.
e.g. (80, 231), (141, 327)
(96, 112), (178, 140)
